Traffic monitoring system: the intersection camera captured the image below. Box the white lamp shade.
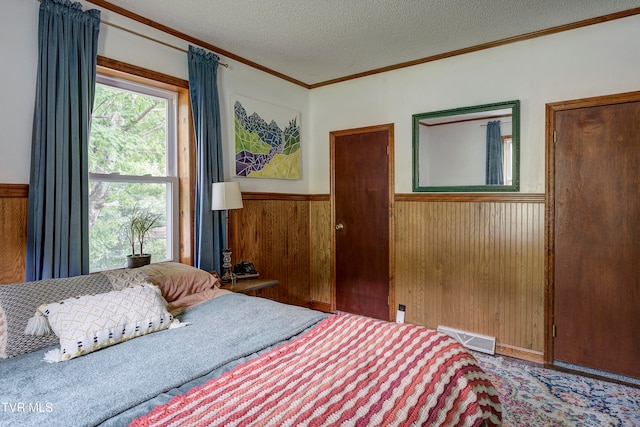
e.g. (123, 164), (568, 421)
(211, 182), (244, 211)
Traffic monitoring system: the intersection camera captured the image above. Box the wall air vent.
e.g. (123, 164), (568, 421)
(437, 325), (496, 355)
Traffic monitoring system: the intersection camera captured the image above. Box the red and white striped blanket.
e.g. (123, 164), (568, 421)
(132, 314), (501, 427)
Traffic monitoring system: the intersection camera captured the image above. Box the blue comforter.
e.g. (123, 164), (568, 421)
(0, 293), (328, 427)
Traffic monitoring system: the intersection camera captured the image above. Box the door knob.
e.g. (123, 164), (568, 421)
(335, 223), (344, 231)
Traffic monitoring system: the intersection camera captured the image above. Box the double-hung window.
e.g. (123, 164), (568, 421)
(502, 135), (513, 186)
(88, 74), (179, 271)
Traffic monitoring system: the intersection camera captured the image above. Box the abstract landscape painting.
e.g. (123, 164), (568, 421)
(233, 95), (301, 179)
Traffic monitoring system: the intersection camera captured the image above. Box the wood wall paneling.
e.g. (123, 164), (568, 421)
(309, 200), (331, 306)
(395, 199), (545, 357)
(234, 193), (544, 360)
(230, 198), (311, 307)
(0, 185), (28, 284)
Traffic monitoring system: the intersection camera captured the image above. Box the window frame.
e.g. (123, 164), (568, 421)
(502, 135), (513, 186)
(91, 57), (195, 268)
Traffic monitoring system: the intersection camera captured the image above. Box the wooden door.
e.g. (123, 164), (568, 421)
(330, 124), (394, 321)
(549, 93), (640, 378)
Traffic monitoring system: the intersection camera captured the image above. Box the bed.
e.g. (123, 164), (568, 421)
(0, 262), (501, 426)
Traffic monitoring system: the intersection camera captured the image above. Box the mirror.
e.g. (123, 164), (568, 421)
(412, 100), (520, 192)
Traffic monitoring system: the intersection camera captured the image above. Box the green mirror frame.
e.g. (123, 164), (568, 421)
(412, 100), (520, 192)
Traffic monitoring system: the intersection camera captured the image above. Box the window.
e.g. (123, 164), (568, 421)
(88, 74), (179, 271)
(502, 135), (513, 185)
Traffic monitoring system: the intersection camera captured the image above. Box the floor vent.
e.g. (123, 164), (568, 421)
(437, 326), (496, 355)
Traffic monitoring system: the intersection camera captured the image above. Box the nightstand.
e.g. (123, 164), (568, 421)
(220, 278), (279, 294)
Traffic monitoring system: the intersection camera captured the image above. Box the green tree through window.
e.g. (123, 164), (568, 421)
(88, 75), (178, 271)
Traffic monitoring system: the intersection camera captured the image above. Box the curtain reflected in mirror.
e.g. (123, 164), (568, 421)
(412, 100), (520, 192)
(486, 120), (504, 185)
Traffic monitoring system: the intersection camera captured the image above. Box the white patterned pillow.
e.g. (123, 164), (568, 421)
(26, 283), (178, 362)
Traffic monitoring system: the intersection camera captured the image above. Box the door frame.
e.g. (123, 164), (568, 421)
(544, 90), (640, 364)
(330, 123), (395, 320)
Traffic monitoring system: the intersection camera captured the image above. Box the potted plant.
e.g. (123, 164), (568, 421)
(124, 207), (162, 268)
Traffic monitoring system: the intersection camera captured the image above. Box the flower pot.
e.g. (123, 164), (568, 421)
(127, 254), (151, 269)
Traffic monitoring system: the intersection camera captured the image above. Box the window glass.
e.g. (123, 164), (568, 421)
(502, 136), (513, 185)
(89, 84), (167, 175)
(89, 75), (177, 271)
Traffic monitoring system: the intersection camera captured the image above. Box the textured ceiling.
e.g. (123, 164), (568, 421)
(100, 0), (640, 86)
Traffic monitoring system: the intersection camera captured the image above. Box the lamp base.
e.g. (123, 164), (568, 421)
(221, 248), (233, 283)
(221, 269), (233, 283)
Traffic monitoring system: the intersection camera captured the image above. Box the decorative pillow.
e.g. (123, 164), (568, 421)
(138, 262), (219, 302)
(100, 268), (150, 291)
(25, 283), (179, 362)
(0, 274), (112, 359)
(167, 287), (233, 315)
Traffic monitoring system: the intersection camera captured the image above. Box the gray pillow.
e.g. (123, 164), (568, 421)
(0, 274), (112, 358)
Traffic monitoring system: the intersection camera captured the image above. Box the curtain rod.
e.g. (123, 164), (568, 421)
(35, 0), (229, 68)
(421, 113), (512, 127)
(480, 121), (512, 127)
(104, 21), (229, 68)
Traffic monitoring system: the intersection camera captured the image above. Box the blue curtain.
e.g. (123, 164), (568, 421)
(485, 120), (504, 185)
(188, 46), (225, 273)
(26, 0), (100, 281)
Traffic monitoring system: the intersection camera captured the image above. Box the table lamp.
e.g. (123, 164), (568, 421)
(211, 182), (243, 282)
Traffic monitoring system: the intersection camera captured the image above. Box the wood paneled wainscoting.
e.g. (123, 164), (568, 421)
(229, 193), (329, 308)
(395, 193), (545, 362)
(0, 184), (28, 284)
(229, 193), (331, 310)
(234, 192), (545, 362)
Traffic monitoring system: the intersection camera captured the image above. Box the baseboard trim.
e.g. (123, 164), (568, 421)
(310, 301), (332, 313)
(496, 343), (544, 364)
(552, 360), (640, 387)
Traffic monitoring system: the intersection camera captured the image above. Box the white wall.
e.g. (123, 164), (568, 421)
(0, 0), (310, 194)
(2, 2), (640, 195)
(308, 14), (640, 194)
(0, 0), (39, 184)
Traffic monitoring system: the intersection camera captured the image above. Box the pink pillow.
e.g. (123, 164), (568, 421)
(167, 288), (232, 315)
(138, 262), (219, 303)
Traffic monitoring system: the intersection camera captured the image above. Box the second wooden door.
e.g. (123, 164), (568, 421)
(550, 94), (640, 379)
(331, 124), (394, 321)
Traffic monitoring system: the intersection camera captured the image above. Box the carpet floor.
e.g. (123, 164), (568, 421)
(473, 353), (640, 426)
